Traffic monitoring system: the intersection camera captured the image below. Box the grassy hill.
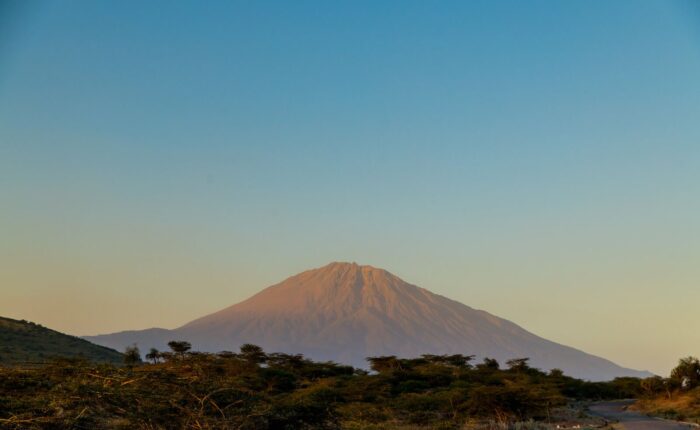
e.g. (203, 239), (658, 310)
(0, 316), (123, 365)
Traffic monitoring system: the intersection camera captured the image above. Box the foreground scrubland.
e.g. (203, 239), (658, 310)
(633, 391), (700, 424)
(0, 343), (648, 429)
(631, 356), (700, 425)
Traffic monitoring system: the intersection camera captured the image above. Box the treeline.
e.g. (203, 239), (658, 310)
(638, 356), (700, 395)
(0, 342), (654, 429)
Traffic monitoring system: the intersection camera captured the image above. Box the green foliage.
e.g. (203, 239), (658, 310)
(478, 357), (501, 370)
(0, 316), (122, 366)
(670, 356), (700, 389)
(240, 343), (267, 364)
(145, 347), (160, 364)
(0, 343), (652, 429)
(167, 340), (192, 356)
(632, 356), (700, 424)
(123, 345), (142, 366)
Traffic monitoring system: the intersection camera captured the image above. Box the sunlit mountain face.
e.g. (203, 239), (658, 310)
(87, 262), (651, 381)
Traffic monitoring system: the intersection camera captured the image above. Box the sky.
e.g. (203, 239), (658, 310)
(1, 0), (699, 376)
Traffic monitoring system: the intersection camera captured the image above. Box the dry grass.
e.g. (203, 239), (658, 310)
(632, 389), (700, 424)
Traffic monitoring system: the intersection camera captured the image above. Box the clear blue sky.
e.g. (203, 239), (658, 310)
(1, 0), (699, 375)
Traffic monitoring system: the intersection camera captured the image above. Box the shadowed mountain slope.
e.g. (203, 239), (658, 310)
(0, 316), (123, 365)
(86, 262), (651, 380)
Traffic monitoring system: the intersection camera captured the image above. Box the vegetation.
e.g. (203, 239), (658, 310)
(123, 345), (142, 367)
(0, 342), (641, 429)
(0, 317), (122, 366)
(632, 356), (700, 424)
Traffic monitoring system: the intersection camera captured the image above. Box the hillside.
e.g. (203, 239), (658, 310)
(87, 262), (651, 380)
(0, 316), (123, 365)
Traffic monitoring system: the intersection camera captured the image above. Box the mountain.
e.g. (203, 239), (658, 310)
(86, 262), (651, 380)
(0, 316), (123, 365)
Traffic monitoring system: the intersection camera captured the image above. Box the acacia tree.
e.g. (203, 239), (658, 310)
(240, 343), (267, 364)
(506, 358), (531, 373)
(477, 357), (500, 371)
(640, 376), (665, 397)
(123, 345), (141, 367)
(145, 348), (160, 364)
(167, 341), (192, 359)
(548, 368), (564, 378)
(367, 356), (401, 373)
(421, 354), (474, 368)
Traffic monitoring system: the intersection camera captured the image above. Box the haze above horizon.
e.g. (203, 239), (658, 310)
(1, 0), (699, 376)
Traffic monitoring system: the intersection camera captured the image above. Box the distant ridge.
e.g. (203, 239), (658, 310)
(0, 316), (123, 365)
(86, 262), (652, 380)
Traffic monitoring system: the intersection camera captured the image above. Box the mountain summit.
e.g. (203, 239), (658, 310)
(86, 262), (650, 380)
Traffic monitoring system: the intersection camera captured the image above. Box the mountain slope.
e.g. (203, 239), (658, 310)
(0, 316), (123, 365)
(86, 262), (651, 380)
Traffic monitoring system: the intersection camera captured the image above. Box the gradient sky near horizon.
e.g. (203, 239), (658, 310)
(1, 0), (699, 375)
